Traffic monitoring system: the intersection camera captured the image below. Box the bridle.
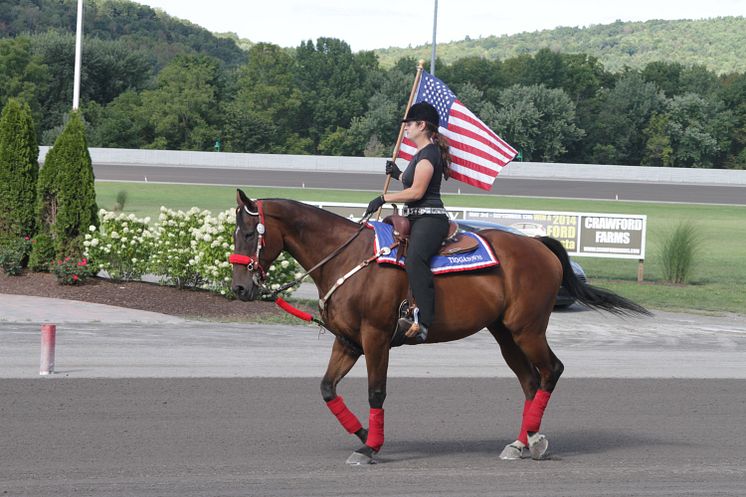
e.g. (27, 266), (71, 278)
(229, 200), (268, 286)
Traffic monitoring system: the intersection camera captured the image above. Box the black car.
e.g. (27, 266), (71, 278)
(455, 219), (587, 308)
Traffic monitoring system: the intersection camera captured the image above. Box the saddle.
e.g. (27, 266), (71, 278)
(383, 214), (478, 259)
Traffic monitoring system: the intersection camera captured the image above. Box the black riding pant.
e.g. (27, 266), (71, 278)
(405, 214), (450, 329)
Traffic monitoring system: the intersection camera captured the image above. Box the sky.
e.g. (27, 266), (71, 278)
(132, 0), (746, 51)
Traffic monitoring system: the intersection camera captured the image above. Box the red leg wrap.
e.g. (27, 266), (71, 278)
(326, 396), (363, 434)
(524, 389), (551, 433)
(365, 408), (385, 452)
(518, 398), (533, 445)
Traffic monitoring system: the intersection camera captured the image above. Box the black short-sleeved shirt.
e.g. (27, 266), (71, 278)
(400, 143), (444, 209)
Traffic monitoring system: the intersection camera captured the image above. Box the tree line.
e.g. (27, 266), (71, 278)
(2, 32), (745, 168)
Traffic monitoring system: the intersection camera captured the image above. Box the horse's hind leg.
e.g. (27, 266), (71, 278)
(321, 338), (367, 444)
(488, 323), (540, 460)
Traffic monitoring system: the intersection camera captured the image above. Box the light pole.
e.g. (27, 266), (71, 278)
(430, 0), (438, 75)
(72, 0), (83, 110)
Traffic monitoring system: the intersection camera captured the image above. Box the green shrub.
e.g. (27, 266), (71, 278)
(659, 221), (702, 284)
(113, 190), (128, 211)
(0, 237), (32, 275)
(35, 111), (98, 259)
(0, 98), (39, 243)
(27, 232), (56, 272)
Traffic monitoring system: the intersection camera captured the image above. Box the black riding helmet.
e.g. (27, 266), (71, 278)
(402, 102), (440, 128)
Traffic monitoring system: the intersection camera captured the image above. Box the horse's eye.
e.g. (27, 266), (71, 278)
(244, 230), (255, 240)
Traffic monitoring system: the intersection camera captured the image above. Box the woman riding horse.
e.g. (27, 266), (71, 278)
(230, 192), (650, 464)
(365, 101), (451, 345)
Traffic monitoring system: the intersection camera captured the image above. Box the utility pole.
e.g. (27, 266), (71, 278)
(430, 0), (438, 75)
(72, 0), (83, 110)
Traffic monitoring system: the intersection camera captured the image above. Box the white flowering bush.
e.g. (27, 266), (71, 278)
(85, 206), (303, 298)
(150, 207), (210, 289)
(265, 252), (304, 297)
(191, 208), (235, 296)
(83, 210), (154, 281)
(191, 208), (302, 297)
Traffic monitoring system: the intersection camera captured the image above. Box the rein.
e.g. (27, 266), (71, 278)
(230, 206), (395, 322)
(267, 212), (375, 300)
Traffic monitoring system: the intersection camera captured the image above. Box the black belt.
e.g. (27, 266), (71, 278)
(403, 207), (448, 216)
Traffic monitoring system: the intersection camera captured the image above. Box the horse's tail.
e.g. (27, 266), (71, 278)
(538, 236), (652, 316)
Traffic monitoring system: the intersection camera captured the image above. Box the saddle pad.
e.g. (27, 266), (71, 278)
(367, 221), (499, 274)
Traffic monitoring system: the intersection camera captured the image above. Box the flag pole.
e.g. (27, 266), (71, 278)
(72, 0), (83, 110)
(376, 59), (425, 220)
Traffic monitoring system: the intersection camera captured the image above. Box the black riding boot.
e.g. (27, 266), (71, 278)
(391, 318), (428, 346)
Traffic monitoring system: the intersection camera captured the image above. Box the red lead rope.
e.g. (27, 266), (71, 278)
(276, 297), (325, 325)
(275, 297), (314, 321)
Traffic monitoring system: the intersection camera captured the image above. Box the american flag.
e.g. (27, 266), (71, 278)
(398, 71), (517, 190)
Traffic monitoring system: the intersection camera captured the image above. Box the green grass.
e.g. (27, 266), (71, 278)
(95, 181), (746, 315)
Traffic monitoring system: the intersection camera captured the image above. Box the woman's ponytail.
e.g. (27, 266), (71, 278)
(427, 124), (451, 180)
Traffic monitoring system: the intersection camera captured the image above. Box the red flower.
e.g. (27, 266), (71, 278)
(73, 275), (79, 281)
(82, 258), (88, 264)
(24, 236), (30, 240)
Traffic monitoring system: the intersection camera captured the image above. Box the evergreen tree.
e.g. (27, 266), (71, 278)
(35, 111), (98, 258)
(0, 97), (39, 242)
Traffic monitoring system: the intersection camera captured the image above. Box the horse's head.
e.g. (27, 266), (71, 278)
(230, 189), (283, 301)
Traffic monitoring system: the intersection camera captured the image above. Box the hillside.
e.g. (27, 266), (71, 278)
(0, 0), (246, 68)
(374, 17), (746, 75)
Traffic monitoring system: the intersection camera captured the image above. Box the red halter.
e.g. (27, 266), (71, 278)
(229, 200), (267, 281)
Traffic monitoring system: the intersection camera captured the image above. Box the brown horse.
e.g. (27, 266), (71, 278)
(230, 190), (649, 464)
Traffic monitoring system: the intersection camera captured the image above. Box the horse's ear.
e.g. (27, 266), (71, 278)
(236, 189), (251, 207)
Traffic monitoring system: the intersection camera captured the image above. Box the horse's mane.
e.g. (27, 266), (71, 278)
(262, 198), (361, 227)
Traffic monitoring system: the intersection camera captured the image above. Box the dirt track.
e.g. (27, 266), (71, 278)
(2, 377), (745, 497)
(2, 304), (745, 496)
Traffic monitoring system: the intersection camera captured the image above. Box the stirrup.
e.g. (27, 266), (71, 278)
(390, 318), (427, 348)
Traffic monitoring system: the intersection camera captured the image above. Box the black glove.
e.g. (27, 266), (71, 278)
(365, 195), (386, 216)
(385, 160), (402, 180)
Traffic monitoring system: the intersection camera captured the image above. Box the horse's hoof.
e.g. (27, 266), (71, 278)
(346, 450), (377, 465)
(499, 443), (529, 460)
(528, 433), (550, 460)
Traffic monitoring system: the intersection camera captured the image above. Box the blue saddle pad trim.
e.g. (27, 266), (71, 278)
(367, 221), (499, 274)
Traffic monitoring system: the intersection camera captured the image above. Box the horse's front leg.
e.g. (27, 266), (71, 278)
(347, 327), (390, 465)
(321, 338), (368, 444)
